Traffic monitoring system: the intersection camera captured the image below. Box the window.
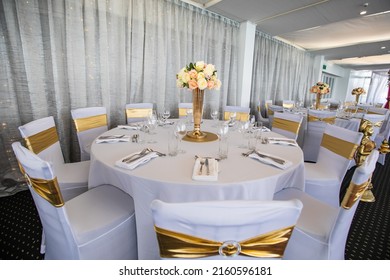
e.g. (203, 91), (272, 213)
(321, 73), (335, 99)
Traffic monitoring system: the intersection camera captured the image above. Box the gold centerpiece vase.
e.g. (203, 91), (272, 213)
(176, 61), (221, 142)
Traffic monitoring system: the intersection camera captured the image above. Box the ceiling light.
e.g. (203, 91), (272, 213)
(360, 2), (368, 15)
(381, 46), (386, 50)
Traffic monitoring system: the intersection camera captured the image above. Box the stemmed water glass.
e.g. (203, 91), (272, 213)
(174, 120), (187, 153)
(210, 109), (219, 127)
(237, 121), (250, 148)
(160, 108), (170, 125)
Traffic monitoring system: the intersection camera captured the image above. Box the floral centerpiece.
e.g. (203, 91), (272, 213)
(352, 87), (366, 103)
(176, 61), (221, 141)
(310, 82), (330, 109)
(176, 61), (221, 90)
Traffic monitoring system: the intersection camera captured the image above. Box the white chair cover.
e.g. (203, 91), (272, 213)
(125, 103), (153, 123)
(304, 124), (363, 207)
(18, 116), (89, 201)
(267, 105), (283, 129)
(302, 109), (337, 162)
(271, 112), (303, 140)
(12, 142), (138, 260)
(71, 107), (108, 161)
(151, 199), (302, 260)
(274, 150), (379, 259)
(178, 103), (193, 118)
(223, 106), (250, 122)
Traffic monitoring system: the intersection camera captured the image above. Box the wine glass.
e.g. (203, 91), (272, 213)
(161, 108), (170, 124)
(237, 121), (249, 148)
(210, 109), (219, 127)
(146, 115), (158, 143)
(174, 120), (187, 153)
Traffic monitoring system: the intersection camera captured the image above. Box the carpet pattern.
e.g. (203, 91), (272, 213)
(1, 155), (389, 260)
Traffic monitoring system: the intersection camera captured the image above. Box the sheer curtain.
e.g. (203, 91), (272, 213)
(366, 71), (389, 106)
(250, 31), (316, 115)
(0, 0), (239, 180)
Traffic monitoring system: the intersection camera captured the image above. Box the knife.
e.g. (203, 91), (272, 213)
(205, 158), (210, 175)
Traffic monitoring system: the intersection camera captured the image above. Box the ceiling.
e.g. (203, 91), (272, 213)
(181, 0), (390, 72)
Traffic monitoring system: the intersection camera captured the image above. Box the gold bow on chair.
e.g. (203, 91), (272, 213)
(24, 126), (59, 154)
(126, 108), (152, 119)
(17, 163), (64, 207)
(341, 179), (370, 209)
(73, 114), (108, 132)
(272, 118), (301, 134)
(308, 115), (336, 124)
(320, 134), (359, 159)
(224, 112), (249, 122)
(154, 225), (294, 259)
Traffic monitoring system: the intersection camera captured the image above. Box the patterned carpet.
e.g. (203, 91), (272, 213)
(1, 155), (389, 260)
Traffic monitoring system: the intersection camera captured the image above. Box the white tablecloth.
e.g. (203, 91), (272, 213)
(88, 120), (305, 259)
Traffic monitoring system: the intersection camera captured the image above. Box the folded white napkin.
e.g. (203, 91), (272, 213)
(192, 158), (218, 182)
(267, 137), (298, 146)
(95, 135), (131, 144)
(115, 151), (158, 170)
(117, 124), (140, 130)
(248, 152), (292, 170)
(254, 126), (270, 132)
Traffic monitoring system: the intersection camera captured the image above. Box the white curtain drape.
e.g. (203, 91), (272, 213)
(0, 0), (239, 179)
(366, 71), (389, 106)
(250, 31), (316, 115)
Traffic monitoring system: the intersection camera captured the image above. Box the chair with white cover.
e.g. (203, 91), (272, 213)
(267, 104), (283, 129)
(71, 107), (108, 161)
(223, 106), (250, 122)
(125, 103), (153, 124)
(274, 150), (379, 259)
(18, 116), (89, 201)
(178, 103), (193, 118)
(12, 142), (137, 260)
(302, 109), (337, 162)
(304, 124), (363, 207)
(271, 112), (303, 141)
(151, 199), (303, 260)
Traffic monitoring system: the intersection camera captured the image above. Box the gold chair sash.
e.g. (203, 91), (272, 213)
(272, 118), (301, 134)
(154, 225), (294, 259)
(267, 108), (274, 116)
(308, 115), (336, 124)
(73, 114), (107, 132)
(126, 108), (152, 119)
(367, 111), (383, 115)
(24, 126), (59, 154)
(179, 108), (193, 117)
(18, 163), (64, 207)
(320, 133), (358, 159)
(224, 112), (249, 122)
(341, 179), (370, 209)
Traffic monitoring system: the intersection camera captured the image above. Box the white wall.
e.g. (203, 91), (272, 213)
(322, 60), (351, 102)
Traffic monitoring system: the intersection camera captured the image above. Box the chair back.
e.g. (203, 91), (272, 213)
(272, 112), (303, 140)
(317, 124), (363, 181)
(282, 100), (295, 111)
(125, 103), (153, 123)
(151, 199), (302, 260)
(18, 116), (65, 166)
(223, 106), (250, 122)
(329, 150), (379, 259)
(178, 103), (193, 118)
(366, 107), (390, 133)
(71, 107), (108, 161)
(12, 142), (78, 259)
(303, 110), (337, 162)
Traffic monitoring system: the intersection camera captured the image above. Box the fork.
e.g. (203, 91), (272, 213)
(199, 159), (205, 175)
(122, 148), (149, 162)
(242, 150), (285, 164)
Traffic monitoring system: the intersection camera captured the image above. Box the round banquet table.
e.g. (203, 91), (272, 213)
(88, 119), (305, 259)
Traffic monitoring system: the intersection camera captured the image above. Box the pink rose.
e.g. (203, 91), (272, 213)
(207, 80), (215, 89)
(188, 80), (198, 90)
